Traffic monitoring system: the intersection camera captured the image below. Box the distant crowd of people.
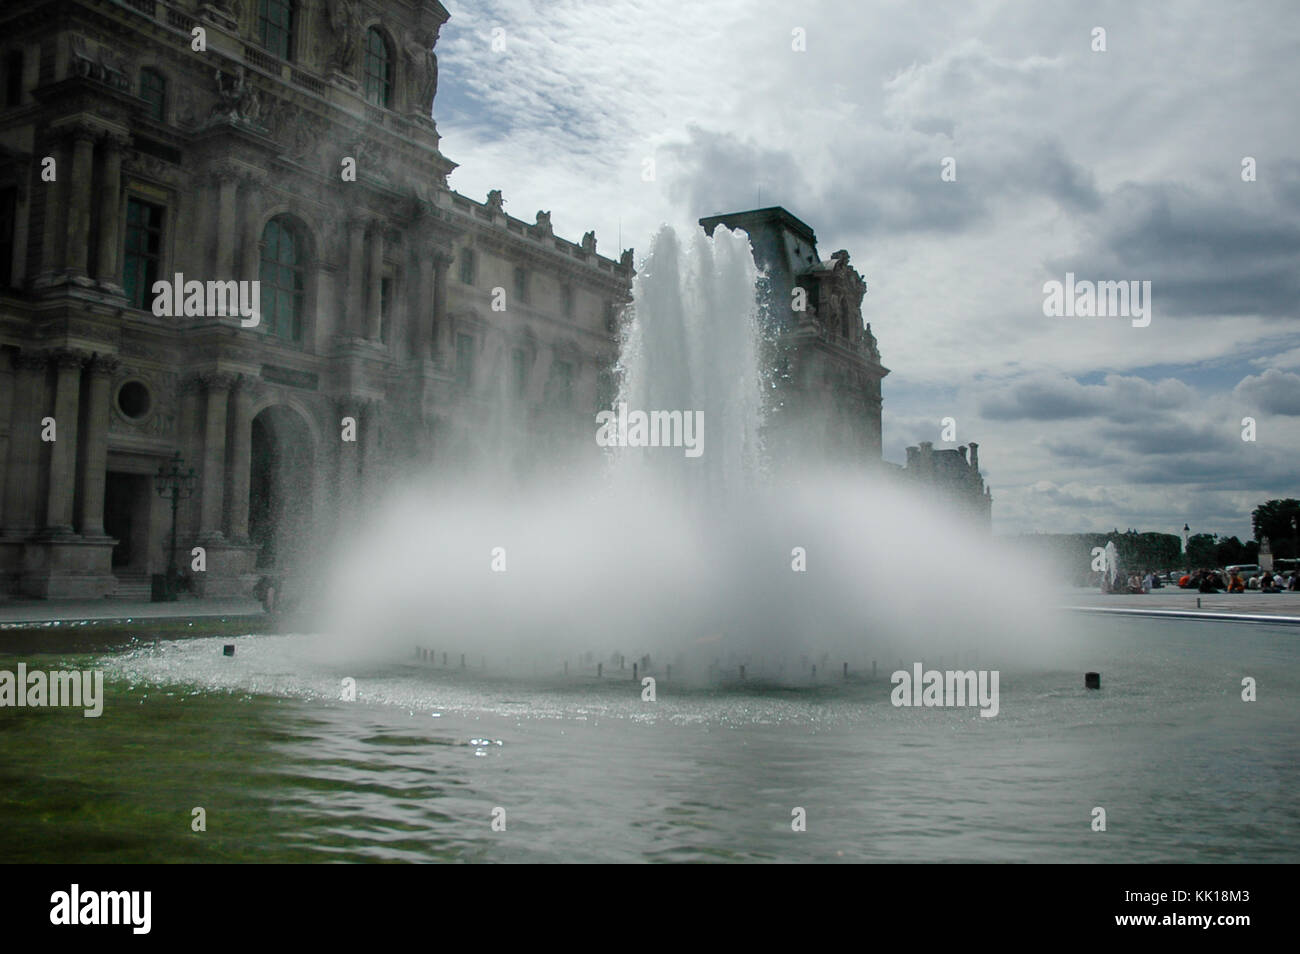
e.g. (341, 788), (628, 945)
(1174, 569), (1300, 593)
(1104, 568), (1300, 594)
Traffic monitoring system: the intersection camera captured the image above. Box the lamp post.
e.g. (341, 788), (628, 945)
(1292, 515), (1297, 571)
(155, 451), (198, 601)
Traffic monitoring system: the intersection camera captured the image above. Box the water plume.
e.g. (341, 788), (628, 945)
(317, 223), (1070, 680)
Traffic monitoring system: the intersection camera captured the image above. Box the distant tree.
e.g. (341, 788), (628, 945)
(1186, 533), (1217, 568)
(1214, 536), (1254, 566)
(1252, 498), (1300, 559)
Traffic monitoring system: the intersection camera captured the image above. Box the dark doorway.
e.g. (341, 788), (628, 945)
(103, 472), (150, 571)
(249, 405), (313, 570)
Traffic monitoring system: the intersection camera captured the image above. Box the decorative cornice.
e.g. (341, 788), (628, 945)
(88, 354), (123, 377)
(13, 350), (50, 372)
(49, 348), (90, 370)
(197, 371), (239, 391)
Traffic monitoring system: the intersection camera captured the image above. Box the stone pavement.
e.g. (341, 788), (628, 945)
(1061, 587), (1300, 623)
(0, 597), (264, 626)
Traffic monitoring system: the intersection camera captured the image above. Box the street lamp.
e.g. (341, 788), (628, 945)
(155, 451), (198, 601)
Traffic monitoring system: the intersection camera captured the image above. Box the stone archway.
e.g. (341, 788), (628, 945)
(248, 404), (314, 570)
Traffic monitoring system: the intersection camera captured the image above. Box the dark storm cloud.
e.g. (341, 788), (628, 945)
(1050, 165), (1300, 320)
(1234, 369), (1300, 416)
(979, 374), (1192, 422)
(1093, 420), (1239, 457)
(662, 126), (810, 222)
(664, 120), (1100, 246)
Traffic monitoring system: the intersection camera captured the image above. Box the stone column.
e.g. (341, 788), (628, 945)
(412, 251), (433, 355)
(0, 356), (12, 525)
(432, 253), (452, 363)
(37, 137), (70, 285)
(334, 397), (364, 525)
(346, 218), (366, 337)
(76, 355), (119, 537)
(198, 373), (234, 540)
(44, 349), (86, 535)
(64, 129), (96, 283)
(213, 169), (239, 280)
(94, 133), (127, 291)
(225, 375), (261, 543)
(177, 376), (204, 543)
(366, 225), (384, 341)
(2, 351), (46, 534)
(361, 400), (383, 500)
(240, 179), (264, 286)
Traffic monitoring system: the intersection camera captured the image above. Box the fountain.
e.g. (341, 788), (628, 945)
(316, 222), (1065, 680)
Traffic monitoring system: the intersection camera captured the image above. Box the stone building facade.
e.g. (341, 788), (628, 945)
(900, 441), (993, 529)
(699, 207), (887, 465)
(0, 0), (632, 598)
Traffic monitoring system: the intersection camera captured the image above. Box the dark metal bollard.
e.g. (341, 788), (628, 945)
(1085, 672), (1101, 690)
(633, 662), (638, 681)
(843, 662), (848, 678)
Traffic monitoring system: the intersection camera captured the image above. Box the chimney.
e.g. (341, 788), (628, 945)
(969, 441), (979, 473)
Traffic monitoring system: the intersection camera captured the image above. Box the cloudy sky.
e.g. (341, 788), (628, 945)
(433, 0), (1299, 537)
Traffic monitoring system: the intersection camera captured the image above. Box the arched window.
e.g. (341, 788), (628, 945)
(259, 217), (305, 341)
(363, 27), (392, 107)
(258, 0), (296, 61)
(139, 68), (166, 121)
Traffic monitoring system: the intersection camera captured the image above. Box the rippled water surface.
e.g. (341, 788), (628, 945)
(1, 616), (1296, 863)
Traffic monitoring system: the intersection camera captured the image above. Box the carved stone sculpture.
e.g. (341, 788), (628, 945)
(403, 28), (438, 116)
(325, 0), (361, 74)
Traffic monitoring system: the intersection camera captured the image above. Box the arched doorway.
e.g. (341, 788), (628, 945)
(249, 405), (314, 570)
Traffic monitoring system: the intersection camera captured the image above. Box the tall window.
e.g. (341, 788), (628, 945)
(139, 68), (166, 121)
(0, 186), (15, 288)
(259, 217), (304, 341)
(4, 51), (22, 107)
(122, 198), (164, 310)
(455, 333), (474, 390)
(258, 0), (295, 61)
(511, 348), (528, 399)
(549, 360), (573, 409)
(513, 266), (527, 303)
(379, 276), (392, 343)
(459, 247), (475, 285)
(363, 28), (392, 107)
(561, 283), (573, 318)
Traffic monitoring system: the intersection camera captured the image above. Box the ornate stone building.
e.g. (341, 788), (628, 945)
(701, 207), (992, 527)
(900, 441), (993, 529)
(700, 207), (887, 464)
(0, 0), (632, 598)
